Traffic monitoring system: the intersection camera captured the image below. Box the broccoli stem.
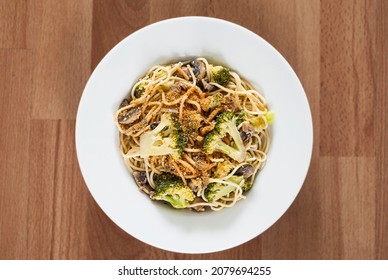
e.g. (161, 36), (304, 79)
(215, 141), (245, 163)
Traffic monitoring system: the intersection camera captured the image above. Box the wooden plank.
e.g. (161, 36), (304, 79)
(27, 120), (57, 259)
(0, 49), (32, 259)
(292, 0), (323, 257)
(28, 0), (93, 120)
(91, 0), (151, 69)
(338, 158), (376, 259)
(149, 0), (208, 22)
(208, 0), (298, 68)
(0, 0), (27, 49)
(27, 120), (90, 259)
(320, 0), (376, 156)
(261, 162), (324, 259)
(321, 157), (376, 259)
(252, 0), (321, 259)
(374, 0), (388, 260)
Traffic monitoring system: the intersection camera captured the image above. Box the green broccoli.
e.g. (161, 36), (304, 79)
(228, 175), (252, 192)
(203, 111), (246, 162)
(241, 182), (253, 192)
(204, 175), (245, 202)
(213, 161), (233, 178)
(204, 175), (252, 202)
(210, 66), (231, 86)
(134, 84), (145, 98)
(139, 113), (186, 159)
(151, 173), (195, 208)
(204, 182), (235, 203)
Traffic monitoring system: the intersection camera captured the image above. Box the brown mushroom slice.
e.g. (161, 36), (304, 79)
(189, 59), (206, 80)
(239, 122), (255, 142)
(118, 107), (141, 125)
(235, 164), (255, 179)
(133, 171), (154, 195)
(200, 79), (216, 92)
(119, 98), (129, 109)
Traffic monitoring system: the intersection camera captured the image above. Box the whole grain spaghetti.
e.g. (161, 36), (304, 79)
(114, 58), (274, 211)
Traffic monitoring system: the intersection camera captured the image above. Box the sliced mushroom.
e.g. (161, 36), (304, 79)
(200, 79), (216, 92)
(235, 164), (255, 179)
(119, 98), (129, 109)
(239, 122), (254, 142)
(189, 59), (206, 80)
(118, 107), (141, 125)
(133, 171), (154, 195)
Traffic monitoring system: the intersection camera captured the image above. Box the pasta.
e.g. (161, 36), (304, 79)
(114, 58), (273, 211)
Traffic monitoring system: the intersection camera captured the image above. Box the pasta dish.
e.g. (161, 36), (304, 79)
(114, 58), (273, 211)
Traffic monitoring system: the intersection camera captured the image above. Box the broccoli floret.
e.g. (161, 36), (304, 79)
(204, 175), (243, 202)
(204, 182), (235, 203)
(228, 175), (252, 192)
(151, 173), (195, 208)
(215, 111), (246, 129)
(134, 85), (145, 98)
(210, 66), (231, 86)
(213, 161), (233, 178)
(203, 111), (246, 162)
(139, 113), (186, 159)
(204, 175), (252, 202)
(241, 182), (252, 192)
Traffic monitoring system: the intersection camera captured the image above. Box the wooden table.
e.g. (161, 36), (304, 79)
(0, 0), (387, 260)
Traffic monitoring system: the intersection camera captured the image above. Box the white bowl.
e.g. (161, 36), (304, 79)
(76, 17), (313, 254)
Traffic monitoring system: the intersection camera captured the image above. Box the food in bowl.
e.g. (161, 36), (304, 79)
(114, 57), (273, 211)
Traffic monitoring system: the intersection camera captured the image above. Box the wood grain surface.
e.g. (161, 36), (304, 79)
(0, 0), (387, 260)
